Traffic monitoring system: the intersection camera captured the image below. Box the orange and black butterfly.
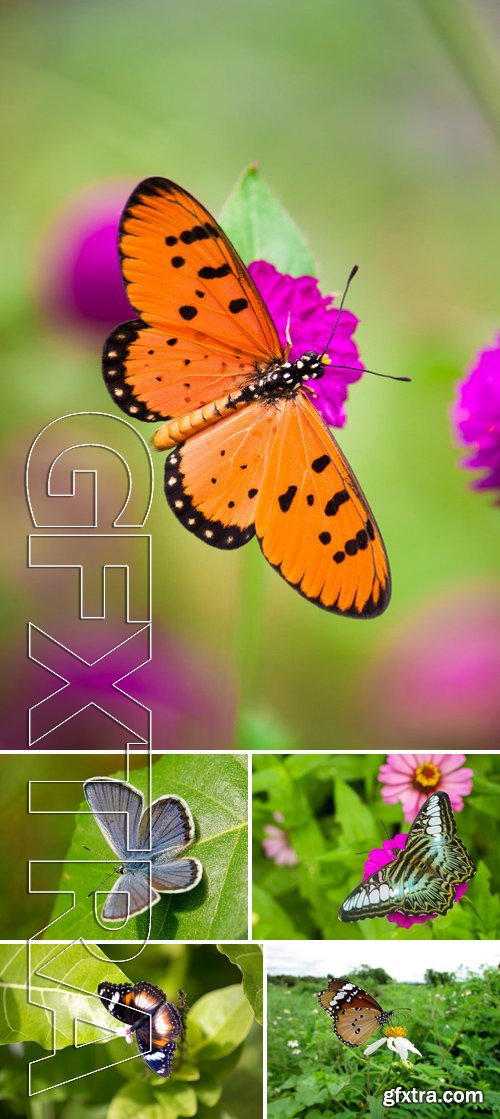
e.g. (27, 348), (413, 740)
(102, 177), (391, 617)
(317, 977), (394, 1048)
(98, 980), (183, 1076)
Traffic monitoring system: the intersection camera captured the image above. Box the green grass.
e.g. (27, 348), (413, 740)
(268, 970), (500, 1118)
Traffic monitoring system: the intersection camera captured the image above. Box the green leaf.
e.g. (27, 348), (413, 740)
(50, 754), (248, 941)
(334, 778), (377, 844)
(188, 985), (254, 1061)
(368, 1095), (385, 1119)
(217, 945), (263, 1025)
(0, 942), (127, 1049)
(251, 885), (303, 940)
(108, 1082), (173, 1119)
(220, 166), (315, 275)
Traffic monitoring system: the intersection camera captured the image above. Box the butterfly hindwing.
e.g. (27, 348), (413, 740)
(164, 392), (390, 616)
(317, 978), (393, 1048)
(103, 177), (282, 422)
(255, 393), (391, 617)
(164, 399), (279, 549)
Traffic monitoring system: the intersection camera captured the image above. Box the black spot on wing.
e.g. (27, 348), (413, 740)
(180, 224), (210, 244)
(312, 454), (331, 473)
(165, 235), (177, 246)
(229, 298), (248, 314)
(165, 451), (255, 550)
(278, 485), (297, 513)
(171, 256), (185, 268)
(325, 489), (349, 516)
(198, 264), (231, 279)
(179, 305), (197, 320)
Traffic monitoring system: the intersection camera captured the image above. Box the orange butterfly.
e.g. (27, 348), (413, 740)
(318, 977), (394, 1047)
(102, 177), (391, 617)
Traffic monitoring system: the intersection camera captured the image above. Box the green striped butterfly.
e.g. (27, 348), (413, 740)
(338, 791), (476, 922)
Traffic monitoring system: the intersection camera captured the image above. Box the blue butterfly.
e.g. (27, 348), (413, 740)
(84, 778), (202, 921)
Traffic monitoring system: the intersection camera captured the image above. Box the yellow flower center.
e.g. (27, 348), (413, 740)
(385, 1026), (407, 1038)
(415, 763), (440, 790)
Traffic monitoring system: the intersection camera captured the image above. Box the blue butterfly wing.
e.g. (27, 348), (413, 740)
(84, 778), (143, 860)
(101, 869), (158, 920)
(138, 795), (195, 857)
(151, 857), (202, 893)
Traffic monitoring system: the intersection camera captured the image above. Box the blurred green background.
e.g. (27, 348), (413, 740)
(1, 0), (499, 749)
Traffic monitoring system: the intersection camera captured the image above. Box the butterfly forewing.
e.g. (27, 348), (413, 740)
(137, 794), (195, 855)
(103, 177), (282, 423)
(318, 978), (392, 1048)
(84, 778), (143, 860)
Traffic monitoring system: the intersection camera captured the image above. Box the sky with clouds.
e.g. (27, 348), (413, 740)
(266, 941), (499, 982)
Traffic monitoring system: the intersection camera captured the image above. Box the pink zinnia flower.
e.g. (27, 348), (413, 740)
(378, 754), (474, 823)
(262, 812), (298, 867)
(364, 835), (469, 929)
(452, 334), (500, 498)
(249, 260), (364, 428)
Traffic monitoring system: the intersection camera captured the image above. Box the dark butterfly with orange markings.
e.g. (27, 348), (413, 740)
(317, 977), (394, 1048)
(102, 177), (391, 617)
(98, 980), (184, 1077)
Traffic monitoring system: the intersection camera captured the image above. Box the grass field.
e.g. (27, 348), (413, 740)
(267, 969), (500, 1118)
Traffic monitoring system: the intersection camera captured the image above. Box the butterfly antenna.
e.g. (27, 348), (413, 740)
(319, 264), (359, 360)
(87, 871), (116, 899)
(319, 264), (411, 383)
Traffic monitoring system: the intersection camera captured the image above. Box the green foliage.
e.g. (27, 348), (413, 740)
(220, 166), (315, 275)
(217, 946), (263, 1025)
(0, 942), (262, 1118)
(253, 753), (500, 940)
(50, 753), (248, 941)
(268, 969), (500, 1118)
(425, 969), (454, 987)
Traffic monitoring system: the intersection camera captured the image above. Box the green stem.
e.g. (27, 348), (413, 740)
(416, 0), (500, 150)
(28, 1099), (55, 1119)
(234, 544), (267, 747)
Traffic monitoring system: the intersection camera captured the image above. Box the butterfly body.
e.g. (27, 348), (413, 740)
(339, 792), (476, 922)
(102, 176), (392, 617)
(98, 980), (182, 1077)
(84, 778), (202, 921)
(152, 350), (327, 450)
(318, 978), (393, 1048)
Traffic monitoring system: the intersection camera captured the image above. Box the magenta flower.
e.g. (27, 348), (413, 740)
(453, 334), (500, 498)
(364, 835), (469, 929)
(39, 183), (134, 338)
(262, 812), (298, 867)
(249, 261), (364, 427)
(378, 754), (474, 823)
